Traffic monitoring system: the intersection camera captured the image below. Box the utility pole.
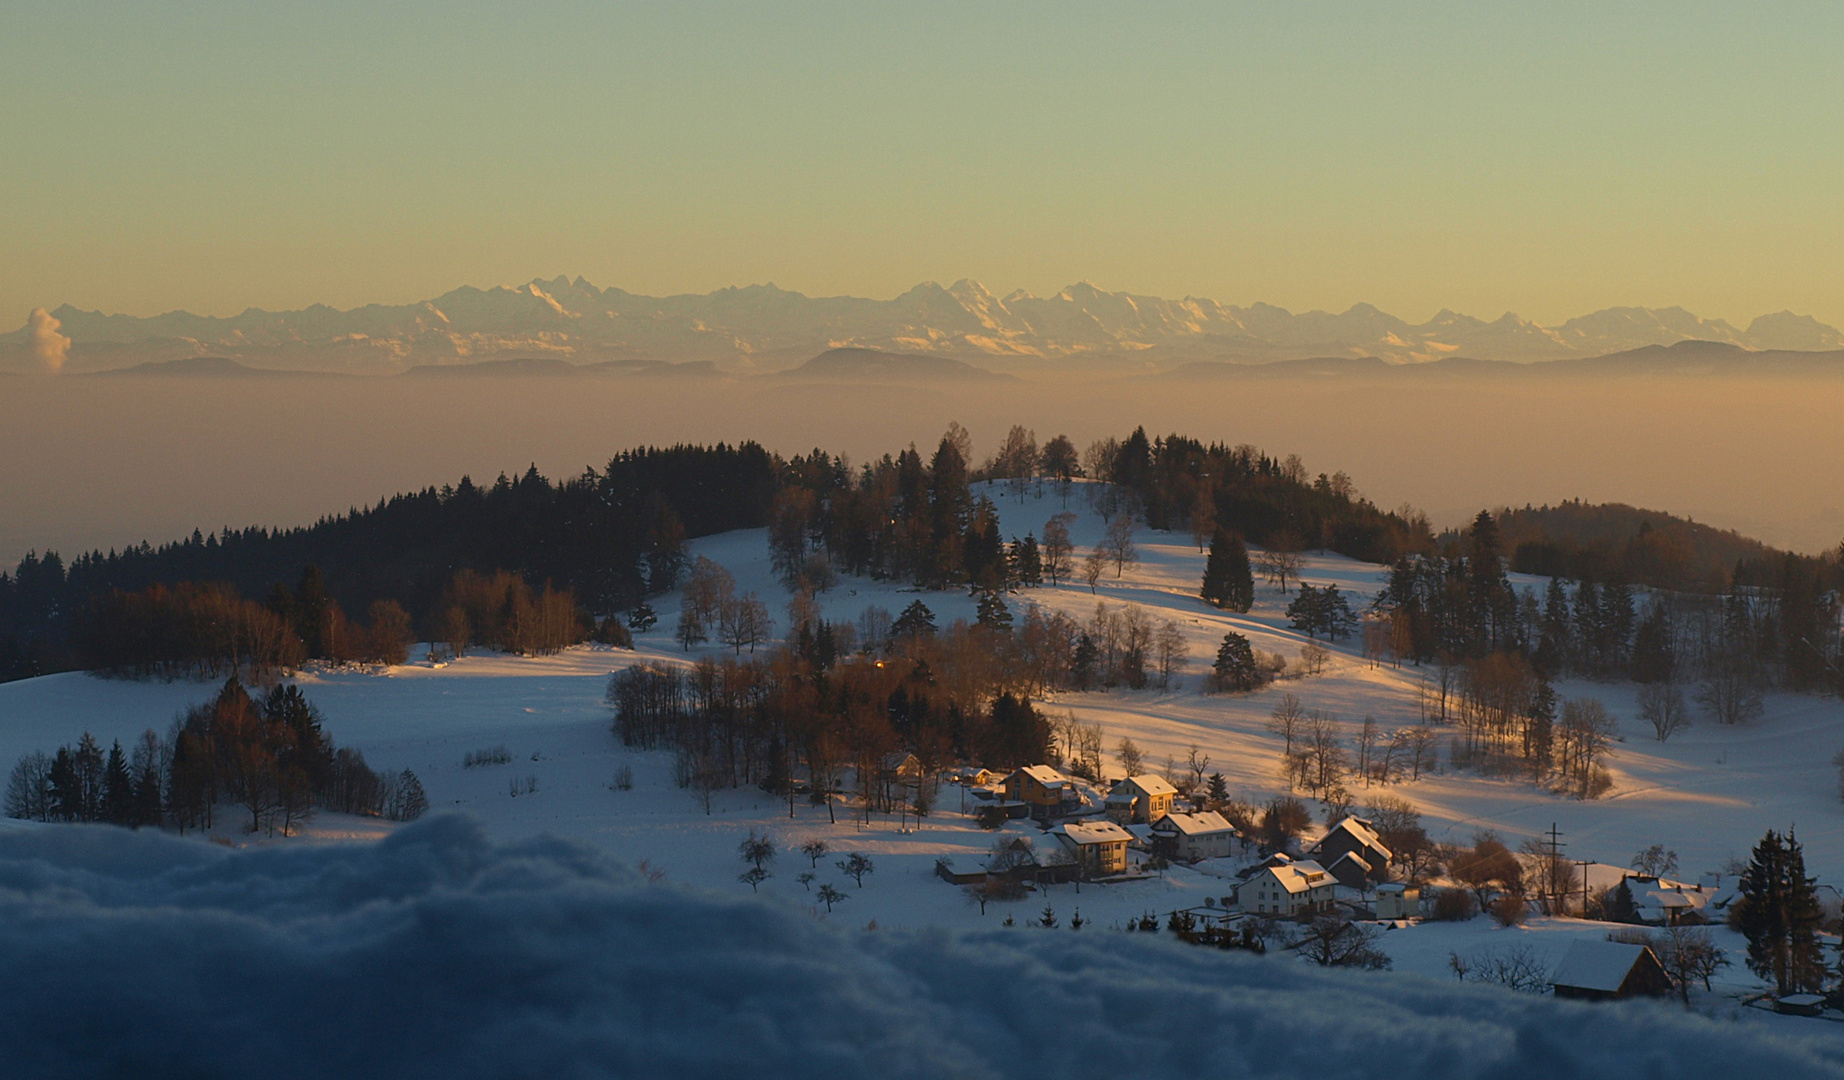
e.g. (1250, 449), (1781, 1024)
(1544, 822), (1565, 915)
(1576, 859), (1594, 918)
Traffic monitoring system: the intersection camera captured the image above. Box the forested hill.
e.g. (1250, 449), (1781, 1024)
(0, 444), (776, 679)
(2, 425), (1829, 686)
(0, 428), (1437, 682)
(1477, 502), (1787, 592)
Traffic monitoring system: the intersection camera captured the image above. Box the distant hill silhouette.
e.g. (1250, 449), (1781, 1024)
(85, 357), (346, 378)
(774, 347), (1017, 383)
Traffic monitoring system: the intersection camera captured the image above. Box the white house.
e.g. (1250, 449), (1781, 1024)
(1104, 774), (1178, 824)
(1620, 875), (1718, 925)
(1052, 819), (1134, 877)
(1240, 859), (1336, 917)
(1150, 810), (1238, 861)
(1375, 883), (1419, 920)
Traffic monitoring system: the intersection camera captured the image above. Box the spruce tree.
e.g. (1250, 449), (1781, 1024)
(1010, 534), (1043, 587)
(1200, 530), (1254, 613)
(1732, 829), (1827, 994)
(975, 590), (1013, 632)
(101, 740), (134, 825)
(1287, 584), (1324, 638)
(1212, 632), (1261, 692)
(1071, 634), (1098, 691)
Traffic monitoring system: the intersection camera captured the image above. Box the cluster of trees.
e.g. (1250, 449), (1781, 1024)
(1728, 829), (1828, 996)
(1088, 428), (1432, 565)
(1391, 510), (1843, 695)
(69, 565), (587, 680)
(1285, 583), (1357, 640)
(0, 443), (773, 680)
(609, 644), (1050, 818)
(5, 678), (426, 835)
(674, 558), (774, 653)
(610, 582), (1198, 815)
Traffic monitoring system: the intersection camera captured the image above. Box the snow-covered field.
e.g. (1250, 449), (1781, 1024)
(5, 481), (1844, 1067)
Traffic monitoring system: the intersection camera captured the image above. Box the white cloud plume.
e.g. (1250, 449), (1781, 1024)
(26, 308), (70, 374)
(0, 815), (1839, 1078)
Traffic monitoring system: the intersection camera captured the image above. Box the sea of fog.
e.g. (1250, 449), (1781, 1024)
(2, 371), (1840, 563)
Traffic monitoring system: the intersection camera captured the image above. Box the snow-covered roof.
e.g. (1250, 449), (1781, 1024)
(1116, 774), (1177, 798)
(1551, 940), (1649, 993)
(1014, 764), (1071, 789)
(1056, 820), (1134, 846)
(1262, 859), (1333, 895)
(1328, 850), (1372, 875)
(1317, 816), (1392, 861)
(1152, 810), (1234, 837)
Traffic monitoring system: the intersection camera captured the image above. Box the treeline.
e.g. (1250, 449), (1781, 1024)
(1089, 427), (1432, 565)
(67, 566), (588, 680)
(4, 679), (427, 835)
(0, 443), (773, 680)
(1374, 511), (1843, 697)
(1487, 501), (1777, 593)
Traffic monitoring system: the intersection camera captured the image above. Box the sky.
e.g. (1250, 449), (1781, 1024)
(4, 1), (1842, 328)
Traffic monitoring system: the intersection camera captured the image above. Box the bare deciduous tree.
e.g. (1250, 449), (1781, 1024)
(1640, 682), (1691, 742)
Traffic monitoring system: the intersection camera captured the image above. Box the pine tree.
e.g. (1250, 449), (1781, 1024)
(1200, 530), (1254, 613)
(1534, 577), (1571, 677)
(48, 747), (79, 822)
(391, 769), (429, 822)
(1287, 585), (1325, 638)
(975, 590), (1013, 632)
(72, 733), (105, 823)
(1212, 632), (1262, 692)
(891, 600), (938, 641)
(1010, 534), (1043, 587)
(1071, 634), (1098, 691)
(100, 740), (134, 825)
(1731, 829), (1827, 994)
(1630, 604), (1674, 683)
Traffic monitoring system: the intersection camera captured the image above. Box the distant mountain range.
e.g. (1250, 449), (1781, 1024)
(7, 276), (1844, 375)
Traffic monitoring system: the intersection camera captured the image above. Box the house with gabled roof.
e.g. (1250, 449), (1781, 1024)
(1052, 819), (1133, 877)
(1150, 810), (1238, 861)
(1239, 858), (1336, 917)
(1550, 940), (1672, 1001)
(1613, 874), (1717, 926)
(1001, 765), (1080, 820)
(1104, 774), (1177, 824)
(1309, 816), (1392, 884)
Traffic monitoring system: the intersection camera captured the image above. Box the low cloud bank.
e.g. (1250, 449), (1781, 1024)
(25, 307), (70, 374)
(1, 817), (1840, 1078)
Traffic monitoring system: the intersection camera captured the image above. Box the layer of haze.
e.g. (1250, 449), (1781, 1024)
(4, 2), (1843, 328)
(2, 375), (1839, 568)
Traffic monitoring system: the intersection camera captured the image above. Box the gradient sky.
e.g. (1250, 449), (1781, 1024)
(4, 1), (1842, 327)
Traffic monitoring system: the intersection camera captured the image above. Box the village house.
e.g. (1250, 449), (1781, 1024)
(1239, 858), (1336, 917)
(1052, 820), (1133, 878)
(1002, 765), (1081, 820)
(1324, 851), (1378, 891)
(1550, 940), (1672, 1001)
(1104, 774), (1178, 824)
(1149, 810), (1238, 862)
(1309, 816), (1393, 884)
(1614, 875), (1717, 925)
